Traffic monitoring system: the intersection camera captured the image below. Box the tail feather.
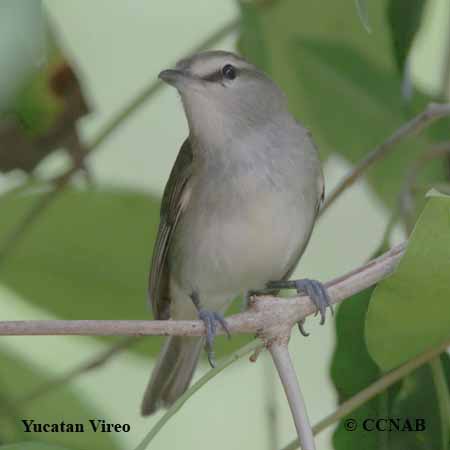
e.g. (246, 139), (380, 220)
(141, 336), (204, 416)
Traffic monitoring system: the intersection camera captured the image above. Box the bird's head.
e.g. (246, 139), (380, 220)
(159, 51), (288, 146)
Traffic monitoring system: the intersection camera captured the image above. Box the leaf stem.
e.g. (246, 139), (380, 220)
(430, 356), (450, 450)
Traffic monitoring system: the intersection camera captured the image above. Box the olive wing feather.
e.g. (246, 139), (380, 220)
(148, 138), (193, 319)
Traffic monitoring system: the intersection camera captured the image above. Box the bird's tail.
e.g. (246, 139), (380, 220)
(141, 335), (204, 416)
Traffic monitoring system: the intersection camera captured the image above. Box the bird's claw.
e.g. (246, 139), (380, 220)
(198, 309), (230, 368)
(266, 278), (333, 335)
(297, 319), (310, 337)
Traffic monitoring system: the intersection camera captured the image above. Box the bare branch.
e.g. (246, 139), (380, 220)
(269, 340), (316, 450)
(264, 354), (280, 450)
(321, 102), (450, 214)
(0, 242), (405, 337)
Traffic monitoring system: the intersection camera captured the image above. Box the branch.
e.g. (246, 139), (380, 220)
(321, 102), (450, 214)
(0, 242), (405, 336)
(269, 340), (316, 450)
(264, 354), (280, 450)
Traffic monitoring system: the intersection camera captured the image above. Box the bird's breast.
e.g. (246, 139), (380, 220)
(169, 170), (316, 297)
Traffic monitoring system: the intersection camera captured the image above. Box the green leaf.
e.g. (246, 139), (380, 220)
(0, 1), (46, 112)
(238, 0), (446, 212)
(354, 0), (371, 33)
(366, 193), (450, 371)
(237, 1), (271, 71)
(331, 287), (395, 449)
(387, 0), (428, 73)
(387, 355), (450, 450)
(0, 346), (119, 450)
(0, 189), (251, 357)
(332, 245), (450, 450)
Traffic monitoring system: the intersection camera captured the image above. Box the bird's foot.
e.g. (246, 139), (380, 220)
(198, 309), (230, 368)
(266, 278), (333, 336)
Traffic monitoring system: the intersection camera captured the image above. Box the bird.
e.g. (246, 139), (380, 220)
(141, 50), (331, 416)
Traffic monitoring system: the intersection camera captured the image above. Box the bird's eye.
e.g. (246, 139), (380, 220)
(222, 64), (236, 80)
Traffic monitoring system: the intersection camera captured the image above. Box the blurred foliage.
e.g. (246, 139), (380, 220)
(0, 346), (119, 450)
(0, 445), (73, 450)
(0, 19), (89, 174)
(237, 2), (271, 71)
(238, 0), (448, 214)
(332, 286), (450, 450)
(366, 192), (450, 370)
(12, 53), (86, 138)
(0, 1), (450, 449)
(388, 359), (450, 450)
(332, 192), (450, 450)
(387, 0), (428, 73)
(331, 287), (392, 450)
(0, 1), (46, 112)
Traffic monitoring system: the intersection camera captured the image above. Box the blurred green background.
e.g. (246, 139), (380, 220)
(0, 1), (449, 449)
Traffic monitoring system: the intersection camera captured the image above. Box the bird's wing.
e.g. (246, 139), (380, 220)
(148, 138), (193, 319)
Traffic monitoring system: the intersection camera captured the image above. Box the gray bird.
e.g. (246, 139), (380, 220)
(141, 51), (331, 416)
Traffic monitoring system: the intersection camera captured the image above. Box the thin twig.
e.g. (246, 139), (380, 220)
(0, 242), (405, 337)
(280, 337), (450, 450)
(269, 341), (315, 450)
(429, 357), (450, 449)
(321, 103), (450, 214)
(0, 18), (240, 264)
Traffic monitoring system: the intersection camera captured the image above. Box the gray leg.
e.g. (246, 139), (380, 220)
(190, 291), (230, 368)
(266, 279), (333, 336)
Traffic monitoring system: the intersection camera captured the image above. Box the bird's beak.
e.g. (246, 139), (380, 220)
(158, 69), (192, 88)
